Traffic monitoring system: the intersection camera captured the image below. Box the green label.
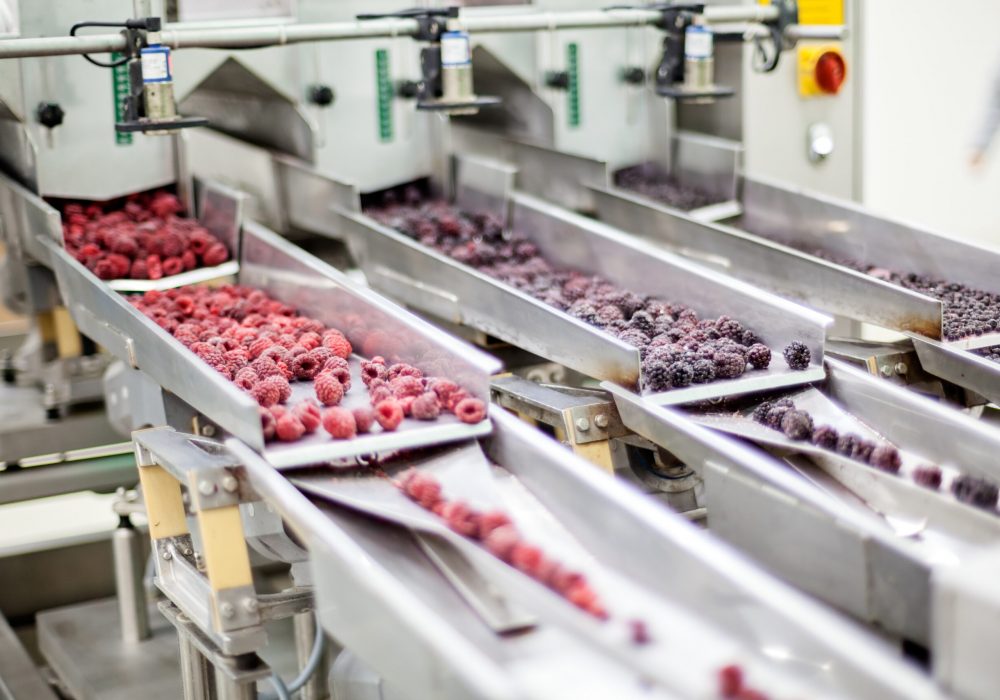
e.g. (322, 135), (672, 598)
(111, 52), (132, 145)
(566, 43), (580, 128)
(375, 49), (393, 143)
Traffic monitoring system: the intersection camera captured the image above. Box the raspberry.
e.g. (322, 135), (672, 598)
(260, 407), (276, 441)
(146, 255), (163, 280)
(361, 360), (388, 387)
(249, 337), (275, 359)
(454, 398), (487, 424)
(291, 352), (322, 380)
(369, 385), (393, 405)
(251, 379), (281, 407)
(130, 259), (149, 279)
(181, 250), (197, 271)
(718, 665), (744, 698)
(629, 619), (651, 646)
(477, 510), (511, 540)
(234, 367), (259, 391)
(293, 400), (322, 433)
(250, 356), (282, 379)
(260, 374), (291, 403)
(428, 378), (461, 407)
(202, 242), (229, 267)
(162, 256), (184, 276)
(510, 542), (545, 576)
(484, 525), (520, 562)
(782, 341), (811, 371)
(747, 344), (771, 370)
(410, 392), (441, 421)
(869, 444), (902, 473)
(388, 363), (423, 381)
(811, 425), (839, 449)
(297, 331), (321, 350)
(442, 500), (479, 537)
(566, 581), (607, 619)
(321, 330), (352, 359)
(352, 407), (375, 434)
(549, 568), (585, 595)
(322, 407), (357, 439)
(322, 365), (352, 392)
(399, 395), (416, 416)
(275, 413), (305, 442)
(374, 399), (404, 431)
(913, 465), (943, 490)
(780, 410), (813, 440)
(390, 375), (424, 399)
(321, 354), (348, 372)
(401, 470), (442, 509)
(314, 373), (345, 406)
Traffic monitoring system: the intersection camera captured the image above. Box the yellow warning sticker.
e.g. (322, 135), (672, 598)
(798, 0), (844, 25)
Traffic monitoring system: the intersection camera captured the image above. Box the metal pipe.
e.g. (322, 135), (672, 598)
(216, 674), (258, 700)
(784, 24), (850, 40)
(178, 633), (213, 700)
(111, 515), (151, 644)
(293, 613), (327, 700)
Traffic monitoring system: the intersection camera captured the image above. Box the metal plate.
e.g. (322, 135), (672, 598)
(107, 260), (240, 293)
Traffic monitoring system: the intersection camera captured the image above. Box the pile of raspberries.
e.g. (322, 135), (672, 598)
(614, 162), (720, 211)
(366, 195), (812, 393)
(127, 284), (487, 444)
(751, 397), (1000, 511)
(61, 190), (229, 281)
(397, 468), (608, 620)
(803, 248), (1000, 344)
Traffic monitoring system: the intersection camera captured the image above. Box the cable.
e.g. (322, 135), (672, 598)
(259, 615), (327, 699)
(70, 21), (131, 68)
(750, 22), (782, 73)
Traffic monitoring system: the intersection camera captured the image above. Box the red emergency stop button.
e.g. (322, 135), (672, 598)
(815, 50), (846, 94)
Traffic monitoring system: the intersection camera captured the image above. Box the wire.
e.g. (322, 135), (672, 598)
(259, 615), (327, 700)
(751, 23), (782, 73)
(70, 21), (131, 68)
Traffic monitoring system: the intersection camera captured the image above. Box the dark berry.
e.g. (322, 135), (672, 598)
(669, 362), (694, 388)
(836, 433), (860, 457)
(714, 352), (746, 379)
(913, 465), (943, 490)
(746, 344), (772, 370)
(764, 403), (792, 431)
(643, 361), (672, 392)
(780, 410), (813, 440)
(952, 475), (999, 510)
(852, 439), (875, 463)
(752, 401), (773, 425)
(691, 359), (716, 384)
(869, 445), (902, 474)
(782, 341), (812, 371)
(811, 425), (839, 450)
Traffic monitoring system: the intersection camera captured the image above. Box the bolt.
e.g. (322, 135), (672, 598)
(575, 417), (590, 432)
(879, 364), (892, 377)
(198, 480), (216, 496)
(594, 414), (609, 429)
(219, 602), (235, 619)
(201, 424), (216, 437)
(894, 362), (908, 375)
(221, 475), (238, 493)
(162, 550), (172, 561)
(243, 598), (258, 614)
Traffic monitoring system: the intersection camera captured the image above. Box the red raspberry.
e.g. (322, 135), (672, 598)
(130, 259), (149, 279)
(446, 389), (471, 412)
(260, 407), (276, 441)
(629, 620), (651, 646)
(250, 356), (282, 379)
(252, 380), (281, 407)
(566, 581), (607, 619)
(718, 665), (744, 699)
(260, 374), (291, 403)
(736, 691), (768, 700)
(369, 385), (393, 405)
(146, 255), (163, 280)
(149, 192), (183, 219)
(510, 542), (545, 576)
(202, 242), (229, 267)
(441, 500), (479, 538)
(402, 471), (442, 509)
(388, 363), (423, 381)
(314, 373), (344, 406)
(155, 231), (184, 258)
(477, 510), (511, 540)
(390, 375), (424, 399)
(429, 379), (460, 407)
(322, 330), (352, 359)
(293, 400), (322, 433)
(410, 392), (441, 421)
(399, 395), (416, 416)
(484, 525), (520, 562)
(321, 364), (352, 392)
(181, 249), (197, 271)
(454, 398), (487, 424)
(234, 367), (259, 390)
(261, 345), (290, 364)
(298, 331), (321, 350)
(308, 347), (333, 367)
(374, 399), (404, 431)
(275, 413), (306, 442)
(361, 361), (388, 387)
(162, 256), (184, 276)
(291, 352), (322, 380)
(93, 258), (116, 280)
(109, 233), (138, 257)
(322, 407), (356, 439)
(352, 407), (375, 433)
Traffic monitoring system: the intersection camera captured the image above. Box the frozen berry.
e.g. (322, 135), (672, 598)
(747, 344), (771, 370)
(691, 359), (716, 384)
(390, 375), (424, 399)
(669, 361), (694, 388)
(251, 379), (281, 407)
(260, 374), (291, 403)
(291, 352), (322, 380)
(952, 475), (999, 510)
(234, 367), (259, 391)
(629, 619), (651, 646)
(484, 525), (520, 562)
(718, 664), (744, 698)
(374, 399), (404, 431)
(869, 444), (902, 474)
(510, 542), (545, 576)
(411, 392), (441, 421)
(752, 401), (773, 425)
(477, 510), (512, 540)
(442, 500), (479, 538)
(913, 464), (943, 490)
(402, 470), (442, 509)
(780, 410), (813, 440)
(836, 433), (860, 457)
(260, 407), (276, 441)
(321, 330), (352, 359)
(454, 398), (487, 424)
(315, 372), (345, 406)
(714, 352), (746, 379)
(782, 341), (811, 371)
(852, 439), (875, 463)
(293, 400), (322, 433)
(811, 425), (839, 450)
(275, 413), (306, 442)
(322, 407), (357, 439)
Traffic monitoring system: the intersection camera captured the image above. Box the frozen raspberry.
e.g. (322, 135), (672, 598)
(181, 250), (197, 271)
(275, 413), (306, 442)
(566, 581), (607, 620)
(146, 255), (163, 280)
(369, 384), (393, 405)
(442, 500), (479, 537)
(321, 330), (352, 359)
(399, 395), (417, 416)
(293, 400), (322, 434)
(388, 363), (423, 381)
(322, 407), (357, 439)
(234, 367), (259, 391)
(510, 542), (545, 576)
(260, 374), (291, 403)
(952, 475), (999, 510)
(454, 398), (487, 424)
(913, 464), (943, 490)
(484, 525), (520, 562)
(400, 470), (442, 509)
(251, 379), (281, 407)
(747, 344), (771, 370)
(314, 373), (345, 406)
(869, 444), (902, 473)
(718, 665), (744, 698)
(162, 256), (184, 276)
(410, 392), (441, 421)
(251, 356), (283, 379)
(291, 352), (322, 380)
(782, 341), (811, 371)
(629, 619), (651, 646)
(811, 425), (839, 450)
(130, 259), (149, 279)
(352, 407), (375, 434)
(477, 510), (512, 540)
(361, 360), (388, 387)
(374, 399), (404, 431)
(322, 365), (352, 392)
(390, 375), (424, 399)
(297, 331), (321, 350)
(202, 242), (229, 267)
(321, 354), (348, 371)
(780, 410), (813, 440)
(249, 337), (275, 359)
(260, 407), (276, 441)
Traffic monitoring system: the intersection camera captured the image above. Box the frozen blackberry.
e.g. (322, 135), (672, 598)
(627, 310), (656, 336)
(713, 352), (746, 380)
(669, 362), (694, 388)
(715, 316), (744, 341)
(835, 433), (860, 457)
(741, 330), (762, 347)
(852, 439), (875, 463)
(869, 444), (902, 474)
(617, 328), (651, 350)
(596, 304), (624, 325)
(780, 410), (814, 440)
(643, 360), (672, 392)
(691, 359), (716, 384)
(752, 401), (774, 425)
(810, 425), (839, 450)
(782, 341), (811, 371)
(913, 465), (943, 491)
(952, 475), (1000, 510)
(764, 403), (793, 431)
(568, 299), (600, 325)
(746, 344), (772, 371)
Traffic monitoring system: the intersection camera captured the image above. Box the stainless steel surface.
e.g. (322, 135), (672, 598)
(453, 153), (516, 226)
(912, 336), (1000, 407)
(0, 610), (58, 700)
(292, 612), (326, 700)
(112, 521), (152, 643)
(274, 155), (359, 239)
(179, 633), (214, 700)
(37, 597), (183, 700)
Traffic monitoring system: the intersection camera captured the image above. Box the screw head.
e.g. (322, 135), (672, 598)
(243, 598), (258, 614)
(879, 364), (892, 377)
(198, 480), (216, 496)
(593, 414), (609, 429)
(162, 550), (172, 561)
(219, 602), (235, 619)
(575, 417), (590, 432)
(894, 362), (908, 375)
(221, 475), (239, 493)
(201, 424), (216, 437)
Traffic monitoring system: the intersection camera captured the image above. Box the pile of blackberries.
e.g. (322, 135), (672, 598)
(366, 197), (814, 394)
(614, 162), (719, 211)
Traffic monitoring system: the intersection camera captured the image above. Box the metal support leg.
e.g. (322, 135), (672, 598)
(178, 632), (213, 700)
(111, 514), (151, 643)
(294, 612), (329, 700)
(215, 669), (258, 700)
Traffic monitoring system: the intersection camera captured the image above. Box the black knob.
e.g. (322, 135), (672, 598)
(307, 85), (335, 107)
(545, 71), (570, 90)
(36, 102), (65, 129)
(621, 67), (646, 85)
(396, 80), (420, 99)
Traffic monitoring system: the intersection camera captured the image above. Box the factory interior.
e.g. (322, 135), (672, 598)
(3, 1), (1000, 698)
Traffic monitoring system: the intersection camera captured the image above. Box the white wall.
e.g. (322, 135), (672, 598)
(861, 0), (1000, 249)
